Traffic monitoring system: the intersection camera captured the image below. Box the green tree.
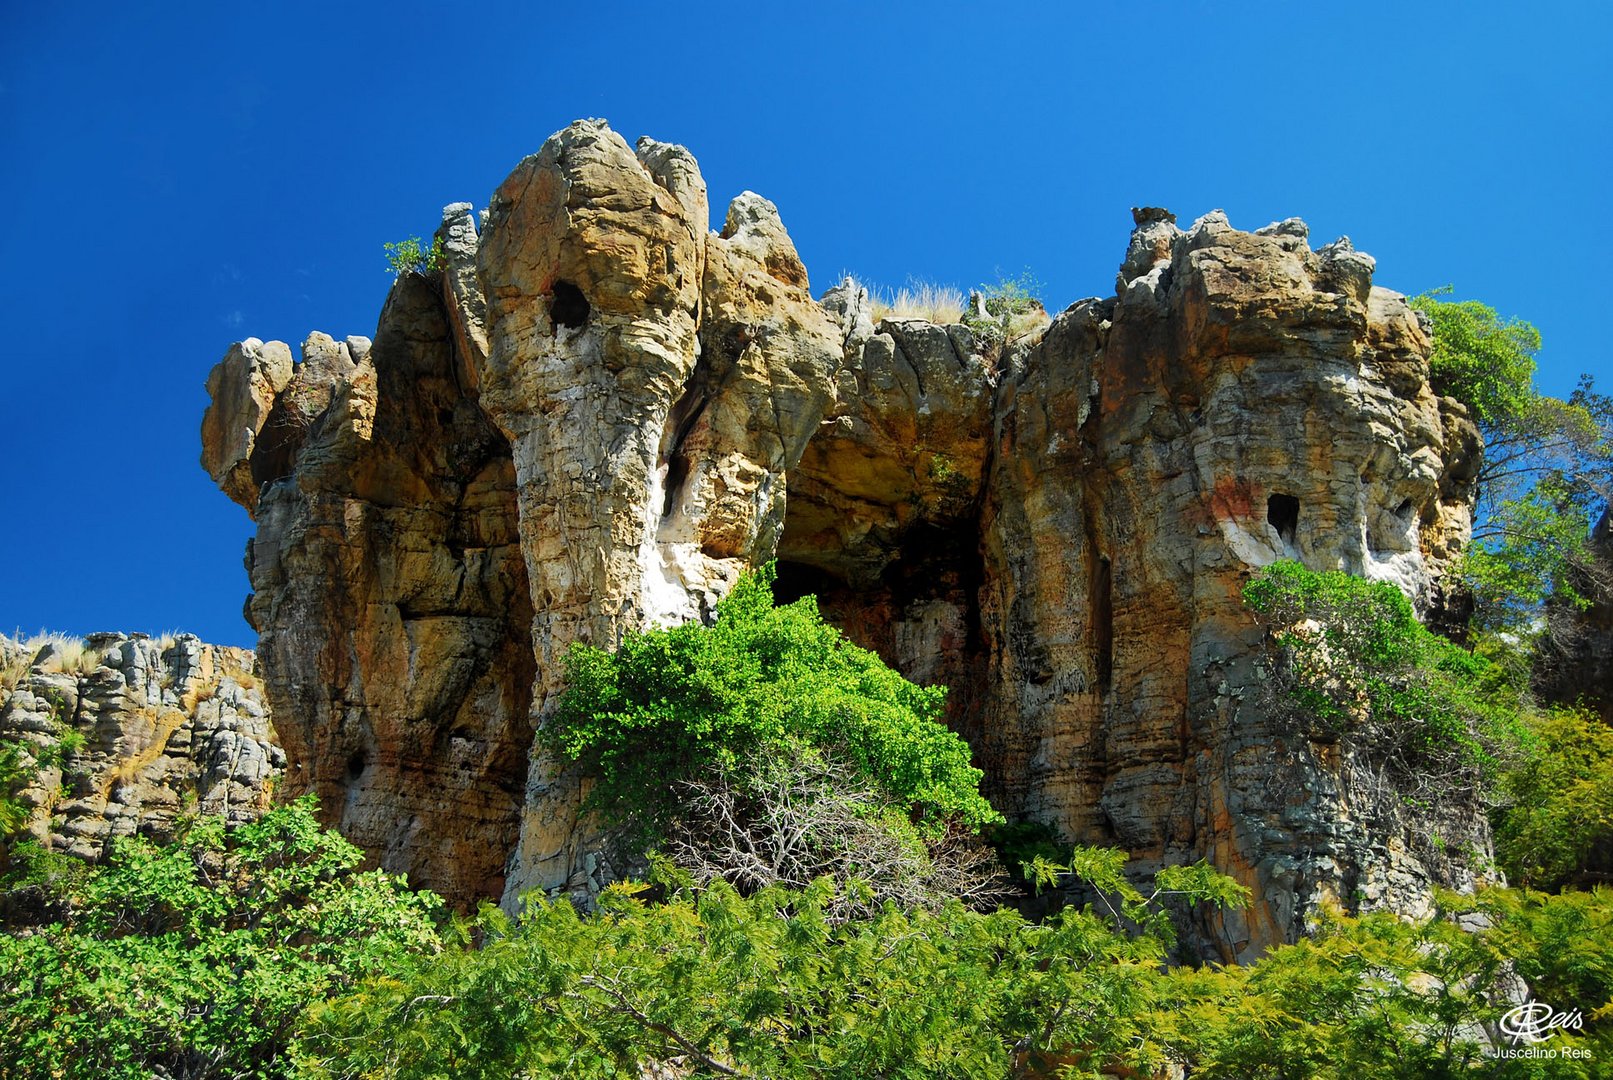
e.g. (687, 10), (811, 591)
(384, 235), (445, 277)
(1492, 706), (1613, 890)
(1411, 291), (1612, 633)
(295, 857), (1248, 1080)
(0, 796), (444, 1079)
(545, 565), (1000, 855)
(1242, 561), (1527, 815)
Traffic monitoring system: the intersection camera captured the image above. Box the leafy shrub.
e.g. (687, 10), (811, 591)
(384, 235), (445, 277)
(297, 856), (1611, 1079)
(295, 856), (1239, 1080)
(545, 564), (1000, 838)
(661, 754), (1009, 916)
(1026, 844), (1252, 950)
(1242, 561), (1526, 805)
(962, 272), (1047, 346)
(1492, 706), (1613, 890)
(0, 797), (444, 1079)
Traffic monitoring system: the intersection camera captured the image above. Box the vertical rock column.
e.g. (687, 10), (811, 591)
(201, 273), (536, 905)
(472, 121), (840, 904)
(980, 209), (1484, 959)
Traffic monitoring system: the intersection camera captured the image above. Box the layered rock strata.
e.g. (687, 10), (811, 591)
(204, 121), (1483, 957)
(0, 633), (279, 857)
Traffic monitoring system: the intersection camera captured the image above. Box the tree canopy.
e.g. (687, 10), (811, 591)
(1411, 290), (1612, 634)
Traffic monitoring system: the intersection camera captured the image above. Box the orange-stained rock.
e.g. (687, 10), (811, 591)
(205, 269), (536, 904)
(203, 126), (1489, 952)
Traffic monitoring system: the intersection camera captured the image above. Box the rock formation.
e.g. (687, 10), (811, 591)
(203, 120), (1485, 959)
(0, 633), (279, 858)
(1535, 509), (1613, 724)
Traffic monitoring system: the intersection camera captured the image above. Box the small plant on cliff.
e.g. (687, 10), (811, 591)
(383, 234), (446, 277)
(962, 271), (1048, 347)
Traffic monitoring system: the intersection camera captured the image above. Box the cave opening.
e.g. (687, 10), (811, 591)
(1093, 555), (1113, 695)
(344, 749), (367, 781)
(772, 560), (847, 607)
(1267, 493), (1300, 545)
(550, 280), (589, 330)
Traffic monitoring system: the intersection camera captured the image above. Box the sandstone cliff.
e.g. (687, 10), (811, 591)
(203, 120), (1484, 959)
(0, 633), (279, 857)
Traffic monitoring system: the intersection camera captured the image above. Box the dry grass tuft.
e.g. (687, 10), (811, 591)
(26, 633), (101, 677)
(865, 280), (967, 326)
(0, 636), (28, 693)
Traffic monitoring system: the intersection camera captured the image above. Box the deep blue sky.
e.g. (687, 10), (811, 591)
(2, 2), (1609, 648)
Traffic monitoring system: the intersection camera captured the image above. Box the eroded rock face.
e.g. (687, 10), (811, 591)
(0, 633), (279, 857)
(473, 122), (841, 901)
(204, 122), (1484, 952)
(967, 209), (1482, 960)
(204, 268), (536, 904)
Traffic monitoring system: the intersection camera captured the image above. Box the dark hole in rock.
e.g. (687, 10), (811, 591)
(437, 407), (456, 429)
(1093, 555), (1113, 695)
(1395, 498), (1415, 521)
(1268, 493), (1300, 545)
(772, 560), (846, 607)
(345, 750), (367, 780)
(550, 280), (589, 330)
(662, 456), (690, 518)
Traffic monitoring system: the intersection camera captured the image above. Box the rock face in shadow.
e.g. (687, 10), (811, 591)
(0, 633), (279, 857)
(203, 122), (1484, 955)
(202, 270), (536, 905)
(1535, 510), (1613, 725)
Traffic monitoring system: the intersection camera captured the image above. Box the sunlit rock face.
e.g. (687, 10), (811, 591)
(971, 210), (1481, 960)
(0, 633), (278, 858)
(204, 122), (1483, 956)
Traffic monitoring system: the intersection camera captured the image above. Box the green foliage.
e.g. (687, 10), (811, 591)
(1493, 706), (1613, 890)
(1025, 844), (1251, 949)
(1144, 887), (1613, 1079)
(0, 796), (445, 1079)
(544, 564), (1000, 838)
(297, 873), (1176, 1080)
(5, 795), (1607, 1079)
(1242, 561), (1526, 804)
(0, 740), (34, 840)
(384, 234), (445, 277)
(298, 866), (1613, 1079)
(1464, 474), (1607, 628)
(1412, 288), (1542, 428)
(961, 271), (1045, 346)
(1411, 291), (1612, 634)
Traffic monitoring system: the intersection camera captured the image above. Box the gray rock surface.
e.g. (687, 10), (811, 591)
(0, 633), (280, 857)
